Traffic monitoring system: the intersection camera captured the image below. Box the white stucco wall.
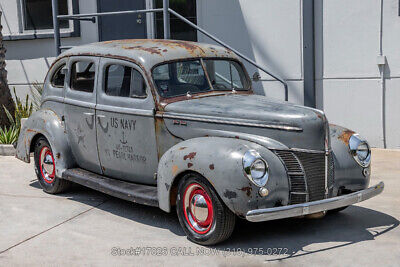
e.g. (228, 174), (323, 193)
(196, 0), (305, 105)
(197, 0), (400, 148)
(315, 0), (400, 148)
(1, 0), (98, 101)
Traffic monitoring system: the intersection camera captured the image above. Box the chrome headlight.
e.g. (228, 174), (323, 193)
(349, 134), (371, 167)
(243, 150), (269, 187)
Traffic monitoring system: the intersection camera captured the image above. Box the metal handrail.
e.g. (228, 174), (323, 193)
(57, 8), (163, 20)
(51, 0), (288, 101)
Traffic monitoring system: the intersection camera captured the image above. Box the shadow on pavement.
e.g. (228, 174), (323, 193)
(29, 180), (398, 259)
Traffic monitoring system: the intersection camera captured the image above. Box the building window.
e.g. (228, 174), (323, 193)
(22, 0), (69, 31)
(155, 0), (197, 41)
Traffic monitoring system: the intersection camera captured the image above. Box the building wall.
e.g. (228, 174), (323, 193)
(1, 0), (98, 101)
(196, 0), (305, 105)
(197, 0), (400, 148)
(315, 0), (400, 148)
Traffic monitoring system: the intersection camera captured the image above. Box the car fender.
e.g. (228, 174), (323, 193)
(329, 124), (370, 193)
(157, 137), (289, 217)
(16, 109), (75, 177)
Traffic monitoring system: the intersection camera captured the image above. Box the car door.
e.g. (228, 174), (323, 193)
(96, 58), (158, 185)
(64, 56), (102, 174)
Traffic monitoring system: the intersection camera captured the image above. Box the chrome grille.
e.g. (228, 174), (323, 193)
(274, 150), (308, 204)
(293, 152), (326, 202)
(274, 150), (334, 204)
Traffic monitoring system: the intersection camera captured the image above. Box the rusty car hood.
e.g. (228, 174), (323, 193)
(161, 94), (328, 151)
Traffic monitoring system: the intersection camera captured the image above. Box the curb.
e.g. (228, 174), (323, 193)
(0, 144), (16, 156)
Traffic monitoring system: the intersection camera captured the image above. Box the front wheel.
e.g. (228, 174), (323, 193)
(176, 173), (236, 245)
(34, 137), (71, 194)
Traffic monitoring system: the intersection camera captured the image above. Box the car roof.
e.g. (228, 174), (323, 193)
(60, 39), (239, 70)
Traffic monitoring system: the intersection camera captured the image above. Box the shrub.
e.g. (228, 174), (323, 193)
(0, 125), (18, 144)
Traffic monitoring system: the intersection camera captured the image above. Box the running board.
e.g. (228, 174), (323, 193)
(62, 168), (158, 207)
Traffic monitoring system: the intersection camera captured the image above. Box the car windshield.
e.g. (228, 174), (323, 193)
(152, 59), (250, 98)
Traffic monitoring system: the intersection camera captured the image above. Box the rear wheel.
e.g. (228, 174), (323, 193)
(176, 173), (236, 245)
(34, 137), (71, 194)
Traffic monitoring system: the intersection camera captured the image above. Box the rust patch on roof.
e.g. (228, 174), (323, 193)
(122, 45), (163, 55)
(101, 39), (215, 57)
(338, 129), (355, 145)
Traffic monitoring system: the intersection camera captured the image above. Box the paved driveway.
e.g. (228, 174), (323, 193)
(0, 149), (399, 266)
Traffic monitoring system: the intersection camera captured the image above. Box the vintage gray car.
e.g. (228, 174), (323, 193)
(16, 39), (384, 245)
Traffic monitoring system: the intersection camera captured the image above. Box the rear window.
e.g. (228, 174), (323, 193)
(70, 61), (96, 93)
(51, 64), (67, 88)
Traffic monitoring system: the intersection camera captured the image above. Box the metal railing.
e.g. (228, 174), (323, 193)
(51, 0), (288, 101)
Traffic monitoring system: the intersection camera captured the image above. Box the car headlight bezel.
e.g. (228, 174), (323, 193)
(349, 134), (371, 167)
(243, 150), (269, 187)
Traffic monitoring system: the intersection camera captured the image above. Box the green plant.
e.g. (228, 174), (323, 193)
(30, 82), (43, 111)
(0, 125), (18, 144)
(2, 88), (34, 131)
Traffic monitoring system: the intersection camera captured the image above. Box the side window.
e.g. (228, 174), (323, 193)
(70, 61), (96, 93)
(51, 64), (67, 88)
(104, 64), (147, 98)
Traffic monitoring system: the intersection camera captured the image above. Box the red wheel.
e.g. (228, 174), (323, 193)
(176, 173), (236, 245)
(183, 183), (214, 234)
(34, 137), (71, 194)
(39, 146), (56, 184)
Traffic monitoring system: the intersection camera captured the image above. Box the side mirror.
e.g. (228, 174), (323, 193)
(252, 72), (261, 82)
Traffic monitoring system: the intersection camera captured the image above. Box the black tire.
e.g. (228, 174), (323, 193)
(34, 137), (71, 194)
(176, 173), (236, 245)
(329, 206), (349, 213)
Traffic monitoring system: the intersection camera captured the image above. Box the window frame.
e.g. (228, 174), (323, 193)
(103, 63), (148, 99)
(69, 59), (97, 94)
(50, 63), (67, 88)
(14, 0), (80, 40)
(151, 57), (252, 99)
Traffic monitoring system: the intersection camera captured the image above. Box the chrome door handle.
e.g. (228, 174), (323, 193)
(83, 112), (95, 117)
(96, 115), (106, 118)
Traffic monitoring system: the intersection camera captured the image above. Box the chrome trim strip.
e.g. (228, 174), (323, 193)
(156, 112), (303, 132)
(96, 104), (154, 117)
(64, 98), (96, 109)
(42, 96), (64, 104)
(245, 182), (384, 222)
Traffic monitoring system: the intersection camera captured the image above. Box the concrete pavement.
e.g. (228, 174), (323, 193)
(0, 149), (399, 266)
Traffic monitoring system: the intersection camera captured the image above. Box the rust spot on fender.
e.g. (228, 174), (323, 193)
(187, 163), (193, 168)
(179, 147), (187, 151)
(183, 152), (197, 160)
(240, 186), (252, 197)
(56, 153), (61, 159)
(209, 164), (214, 170)
(223, 190), (237, 199)
(172, 165), (179, 176)
(338, 129), (355, 145)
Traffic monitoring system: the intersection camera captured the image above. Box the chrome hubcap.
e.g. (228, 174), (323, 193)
(190, 194), (209, 223)
(40, 147), (55, 183)
(183, 183), (213, 234)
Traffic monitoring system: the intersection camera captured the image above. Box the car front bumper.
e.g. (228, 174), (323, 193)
(246, 182), (384, 222)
